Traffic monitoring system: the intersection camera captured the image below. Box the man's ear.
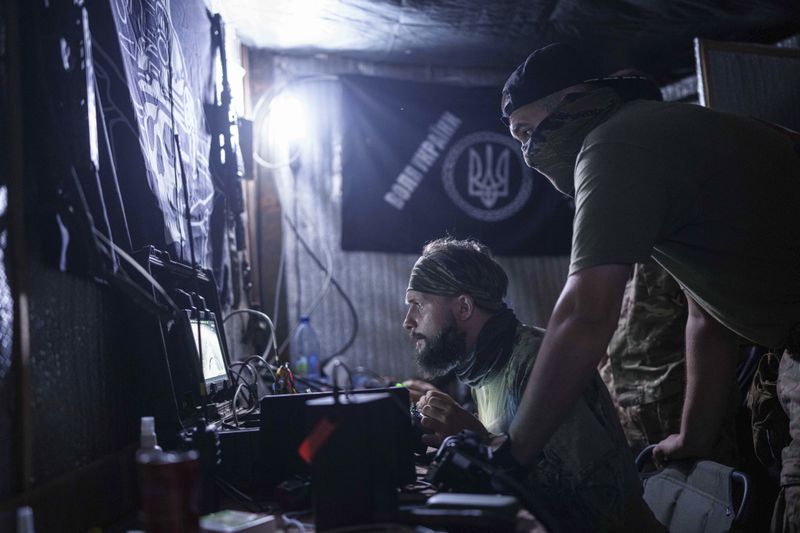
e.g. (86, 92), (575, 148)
(454, 294), (476, 321)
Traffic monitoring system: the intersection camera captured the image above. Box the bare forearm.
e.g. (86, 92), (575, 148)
(680, 308), (738, 453)
(509, 320), (608, 464)
(508, 265), (629, 466)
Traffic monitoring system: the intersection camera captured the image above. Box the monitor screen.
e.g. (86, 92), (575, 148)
(190, 317), (228, 384)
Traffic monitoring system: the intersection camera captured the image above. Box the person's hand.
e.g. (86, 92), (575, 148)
(652, 433), (702, 468)
(403, 379), (440, 403)
(416, 390), (488, 447)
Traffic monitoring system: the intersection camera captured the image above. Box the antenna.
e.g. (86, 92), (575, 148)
(174, 134), (198, 270)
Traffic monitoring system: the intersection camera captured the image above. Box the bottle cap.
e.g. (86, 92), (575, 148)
(141, 416), (155, 434)
(140, 416), (158, 449)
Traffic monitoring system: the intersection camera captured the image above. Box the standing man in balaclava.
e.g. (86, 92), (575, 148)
(500, 43), (800, 530)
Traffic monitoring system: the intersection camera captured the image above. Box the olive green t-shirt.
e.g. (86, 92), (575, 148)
(570, 100), (800, 347)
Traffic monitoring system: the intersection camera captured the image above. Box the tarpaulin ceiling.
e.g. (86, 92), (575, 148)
(218, 0), (800, 81)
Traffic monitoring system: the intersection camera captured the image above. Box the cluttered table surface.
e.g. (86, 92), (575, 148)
(106, 386), (548, 533)
(202, 462), (548, 533)
(108, 457), (547, 533)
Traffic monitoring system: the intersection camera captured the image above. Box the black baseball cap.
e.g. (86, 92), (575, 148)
(501, 43), (601, 125)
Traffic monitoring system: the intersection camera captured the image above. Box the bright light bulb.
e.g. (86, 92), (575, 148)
(269, 93), (306, 143)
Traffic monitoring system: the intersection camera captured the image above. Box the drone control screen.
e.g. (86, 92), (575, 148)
(190, 318), (227, 383)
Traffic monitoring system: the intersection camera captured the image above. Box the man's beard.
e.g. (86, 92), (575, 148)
(414, 318), (467, 378)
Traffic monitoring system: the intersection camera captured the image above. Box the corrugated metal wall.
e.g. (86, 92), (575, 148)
(256, 55), (569, 380)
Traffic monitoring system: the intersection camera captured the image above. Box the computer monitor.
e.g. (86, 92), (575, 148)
(189, 312), (229, 391)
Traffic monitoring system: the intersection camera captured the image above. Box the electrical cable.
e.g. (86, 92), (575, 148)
(278, 137), (334, 329)
(92, 238), (172, 316)
(244, 354), (278, 381)
(228, 355), (279, 419)
(400, 479), (435, 493)
(90, 203), (189, 436)
(281, 515), (308, 533)
(228, 373), (256, 415)
(244, 385), (259, 412)
(228, 361), (259, 387)
(215, 477), (269, 513)
(174, 134), (198, 270)
(155, 323), (188, 433)
(271, 233), (286, 338)
(254, 76), (351, 368)
(262, 81), (330, 358)
(90, 196), (191, 437)
(352, 366), (391, 387)
(221, 308), (281, 409)
(92, 229), (179, 311)
(293, 153), (301, 322)
(230, 385), (242, 427)
(225, 353), (286, 426)
(223, 308), (279, 363)
(227, 365), (261, 427)
(300, 228), (334, 319)
(166, 19), (185, 263)
(93, 75), (133, 251)
(274, 245), (333, 361)
(293, 374), (333, 392)
(277, 214), (359, 363)
(253, 74), (359, 372)
(332, 359), (354, 391)
(227, 366), (249, 390)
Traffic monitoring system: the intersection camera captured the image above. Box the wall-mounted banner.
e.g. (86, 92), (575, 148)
(340, 74), (573, 256)
(108, 0), (215, 268)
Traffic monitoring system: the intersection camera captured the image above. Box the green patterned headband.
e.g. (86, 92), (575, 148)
(407, 251), (507, 311)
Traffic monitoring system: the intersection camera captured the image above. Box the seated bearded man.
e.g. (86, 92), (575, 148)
(404, 237), (661, 532)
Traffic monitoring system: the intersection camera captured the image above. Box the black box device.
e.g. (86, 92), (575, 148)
(306, 392), (399, 531)
(256, 386), (416, 488)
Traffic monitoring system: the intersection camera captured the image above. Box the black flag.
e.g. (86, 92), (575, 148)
(341, 74), (573, 256)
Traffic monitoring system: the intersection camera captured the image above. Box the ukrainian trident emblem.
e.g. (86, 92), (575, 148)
(442, 131), (533, 222)
(468, 144), (510, 209)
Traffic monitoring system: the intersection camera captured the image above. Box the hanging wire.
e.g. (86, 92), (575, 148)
(256, 79), (347, 359)
(281, 515), (308, 533)
(223, 308), (280, 363)
(253, 73), (358, 369)
(274, 211), (335, 359)
(278, 214), (359, 363)
(93, 75), (133, 251)
(93, 229), (179, 311)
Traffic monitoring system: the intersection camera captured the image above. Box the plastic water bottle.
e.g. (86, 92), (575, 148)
(291, 316), (321, 379)
(17, 506), (34, 533)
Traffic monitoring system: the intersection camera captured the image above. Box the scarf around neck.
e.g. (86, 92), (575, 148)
(523, 87), (623, 197)
(455, 308), (521, 387)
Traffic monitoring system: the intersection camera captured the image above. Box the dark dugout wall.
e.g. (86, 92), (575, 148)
(0, 0), (232, 529)
(0, 0), (17, 509)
